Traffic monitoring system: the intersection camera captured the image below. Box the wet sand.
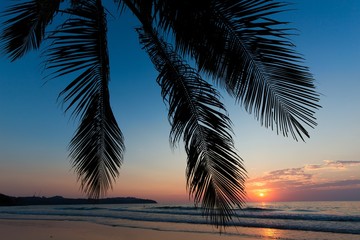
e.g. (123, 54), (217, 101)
(0, 219), (257, 240)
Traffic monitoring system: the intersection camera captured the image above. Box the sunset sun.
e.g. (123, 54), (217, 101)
(259, 192), (265, 197)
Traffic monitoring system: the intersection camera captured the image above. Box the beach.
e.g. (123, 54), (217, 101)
(0, 219), (257, 240)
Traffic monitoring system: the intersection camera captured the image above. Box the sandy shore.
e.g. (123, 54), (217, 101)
(0, 219), (257, 240)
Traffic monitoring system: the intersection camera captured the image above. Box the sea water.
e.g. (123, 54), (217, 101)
(1, 201), (359, 240)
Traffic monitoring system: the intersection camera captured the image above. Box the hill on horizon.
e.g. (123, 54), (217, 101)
(0, 193), (157, 206)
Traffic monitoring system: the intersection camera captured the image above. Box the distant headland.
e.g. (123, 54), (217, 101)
(0, 193), (157, 206)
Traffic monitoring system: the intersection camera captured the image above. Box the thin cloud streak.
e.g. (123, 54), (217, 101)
(304, 160), (360, 170)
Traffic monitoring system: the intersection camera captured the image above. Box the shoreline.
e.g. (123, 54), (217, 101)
(1, 218), (359, 240)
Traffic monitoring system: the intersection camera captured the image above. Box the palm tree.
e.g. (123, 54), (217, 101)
(0, 0), (320, 227)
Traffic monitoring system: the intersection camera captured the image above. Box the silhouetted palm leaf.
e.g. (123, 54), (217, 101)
(155, 0), (320, 140)
(0, 0), (62, 61)
(69, 91), (123, 198)
(138, 27), (246, 226)
(45, 0), (124, 198)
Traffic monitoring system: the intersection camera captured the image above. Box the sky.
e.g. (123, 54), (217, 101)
(0, 0), (359, 203)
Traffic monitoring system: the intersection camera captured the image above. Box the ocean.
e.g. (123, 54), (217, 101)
(1, 201), (359, 240)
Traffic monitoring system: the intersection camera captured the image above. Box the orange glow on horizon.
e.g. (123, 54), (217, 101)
(247, 188), (273, 202)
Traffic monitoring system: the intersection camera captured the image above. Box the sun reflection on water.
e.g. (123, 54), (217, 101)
(262, 228), (281, 239)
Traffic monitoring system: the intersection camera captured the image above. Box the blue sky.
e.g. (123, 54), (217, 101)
(0, 0), (359, 202)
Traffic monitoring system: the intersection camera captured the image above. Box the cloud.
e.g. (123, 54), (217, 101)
(248, 168), (311, 190)
(247, 160), (360, 201)
(311, 179), (360, 190)
(248, 168), (312, 189)
(304, 160), (360, 170)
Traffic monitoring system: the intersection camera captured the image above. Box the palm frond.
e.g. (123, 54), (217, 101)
(138, 27), (247, 227)
(45, 0), (124, 198)
(0, 0), (62, 61)
(70, 92), (123, 198)
(154, 0), (320, 141)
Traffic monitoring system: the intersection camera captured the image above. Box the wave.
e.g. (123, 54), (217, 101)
(55, 207), (105, 211)
(122, 205), (360, 223)
(236, 212), (360, 222)
(291, 208), (318, 213)
(1, 203), (360, 235)
(2, 205), (360, 222)
(152, 205), (281, 212)
(152, 206), (196, 211)
(242, 207), (281, 212)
